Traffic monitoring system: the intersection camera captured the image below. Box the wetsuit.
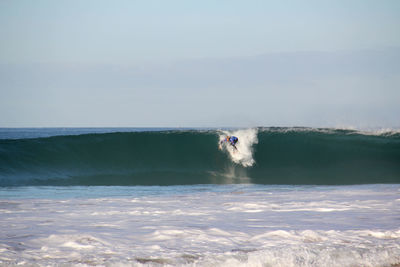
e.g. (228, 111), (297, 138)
(220, 136), (239, 150)
(229, 136), (238, 146)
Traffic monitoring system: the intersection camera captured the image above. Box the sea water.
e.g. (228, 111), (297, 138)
(0, 128), (399, 266)
(1, 185), (399, 266)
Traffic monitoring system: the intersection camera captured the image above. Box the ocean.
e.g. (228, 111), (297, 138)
(0, 127), (399, 266)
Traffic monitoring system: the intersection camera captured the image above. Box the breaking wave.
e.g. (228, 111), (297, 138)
(0, 127), (399, 186)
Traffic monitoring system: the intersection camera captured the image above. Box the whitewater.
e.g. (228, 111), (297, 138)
(0, 127), (399, 266)
(218, 128), (258, 167)
(1, 185), (399, 266)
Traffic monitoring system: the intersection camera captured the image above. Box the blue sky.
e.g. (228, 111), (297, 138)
(1, 0), (399, 127)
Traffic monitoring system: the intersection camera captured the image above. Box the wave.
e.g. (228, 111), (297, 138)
(0, 128), (399, 186)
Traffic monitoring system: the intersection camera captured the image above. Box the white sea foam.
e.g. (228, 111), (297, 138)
(218, 128), (258, 167)
(0, 184), (399, 266)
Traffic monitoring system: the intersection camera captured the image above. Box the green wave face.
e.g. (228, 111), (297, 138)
(0, 128), (399, 186)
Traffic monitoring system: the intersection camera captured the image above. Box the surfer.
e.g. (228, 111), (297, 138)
(220, 136), (238, 150)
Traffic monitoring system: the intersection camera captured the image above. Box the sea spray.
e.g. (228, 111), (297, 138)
(218, 128), (258, 167)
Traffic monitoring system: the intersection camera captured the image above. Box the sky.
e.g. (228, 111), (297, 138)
(0, 0), (399, 128)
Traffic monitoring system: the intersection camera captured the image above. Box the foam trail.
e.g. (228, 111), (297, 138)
(219, 128), (258, 167)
